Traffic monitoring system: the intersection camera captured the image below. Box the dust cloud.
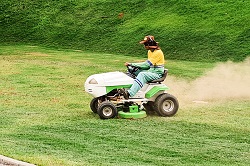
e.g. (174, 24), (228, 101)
(165, 58), (250, 104)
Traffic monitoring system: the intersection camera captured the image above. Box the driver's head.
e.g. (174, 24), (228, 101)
(139, 35), (159, 50)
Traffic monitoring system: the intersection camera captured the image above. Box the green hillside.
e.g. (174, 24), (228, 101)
(1, 0), (249, 61)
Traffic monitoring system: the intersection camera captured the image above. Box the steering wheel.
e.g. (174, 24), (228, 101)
(127, 64), (140, 74)
(126, 64), (141, 78)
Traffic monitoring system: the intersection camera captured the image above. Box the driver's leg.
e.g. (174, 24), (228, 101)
(128, 71), (161, 97)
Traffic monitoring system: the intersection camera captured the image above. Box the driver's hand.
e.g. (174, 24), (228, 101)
(124, 62), (130, 66)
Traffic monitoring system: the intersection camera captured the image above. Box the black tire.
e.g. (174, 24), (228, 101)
(90, 98), (99, 113)
(143, 101), (156, 115)
(154, 93), (179, 117)
(97, 101), (118, 119)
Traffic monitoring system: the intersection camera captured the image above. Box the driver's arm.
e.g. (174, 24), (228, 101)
(129, 61), (150, 70)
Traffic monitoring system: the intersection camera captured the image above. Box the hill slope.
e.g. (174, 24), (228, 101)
(0, 0), (249, 61)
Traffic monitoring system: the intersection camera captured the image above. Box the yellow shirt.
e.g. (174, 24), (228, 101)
(130, 49), (165, 75)
(147, 49), (165, 66)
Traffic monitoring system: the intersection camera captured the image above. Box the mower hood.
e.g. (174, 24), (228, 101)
(84, 71), (134, 97)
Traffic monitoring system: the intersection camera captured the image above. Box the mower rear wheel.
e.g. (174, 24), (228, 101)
(154, 93), (179, 117)
(143, 101), (156, 115)
(97, 101), (118, 119)
(90, 97), (99, 113)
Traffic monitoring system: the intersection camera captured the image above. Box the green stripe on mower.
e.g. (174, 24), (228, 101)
(106, 84), (132, 93)
(145, 86), (169, 98)
(118, 105), (147, 119)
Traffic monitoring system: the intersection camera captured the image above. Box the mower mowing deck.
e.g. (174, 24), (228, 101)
(118, 105), (147, 119)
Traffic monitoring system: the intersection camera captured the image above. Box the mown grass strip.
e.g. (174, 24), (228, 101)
(0, 45), (249, 166)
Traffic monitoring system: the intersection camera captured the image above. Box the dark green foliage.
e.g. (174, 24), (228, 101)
(0, 0), (249, 61)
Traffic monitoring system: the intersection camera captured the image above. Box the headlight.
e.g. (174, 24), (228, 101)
(89, 78), (98, 84)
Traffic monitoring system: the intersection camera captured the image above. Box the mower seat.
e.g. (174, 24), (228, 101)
(148, 69), (168, 84)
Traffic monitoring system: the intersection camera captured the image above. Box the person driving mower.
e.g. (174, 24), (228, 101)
(120, 35), (165, 99)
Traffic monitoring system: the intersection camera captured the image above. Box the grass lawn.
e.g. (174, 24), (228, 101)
(0, 45), (249, 166)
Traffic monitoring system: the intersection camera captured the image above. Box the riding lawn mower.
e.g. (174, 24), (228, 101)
(84, 65), (179, 119)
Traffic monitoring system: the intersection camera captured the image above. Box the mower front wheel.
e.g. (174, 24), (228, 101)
(155, 93), (179, 117)
(90, 97), (99, 113)
(97, 101), (118, 119)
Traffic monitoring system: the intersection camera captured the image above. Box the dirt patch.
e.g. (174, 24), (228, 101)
(25, 52), (50, 57)
(165, 57), (250, 105)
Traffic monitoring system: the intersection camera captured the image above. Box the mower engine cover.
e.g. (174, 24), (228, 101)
(85, 71), (133, 97)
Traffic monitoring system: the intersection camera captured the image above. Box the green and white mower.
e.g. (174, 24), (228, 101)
(84, 66), (179, 119)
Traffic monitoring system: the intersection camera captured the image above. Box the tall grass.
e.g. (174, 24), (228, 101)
(0, 45), (249, 166)
(1, 0), (250, 61)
